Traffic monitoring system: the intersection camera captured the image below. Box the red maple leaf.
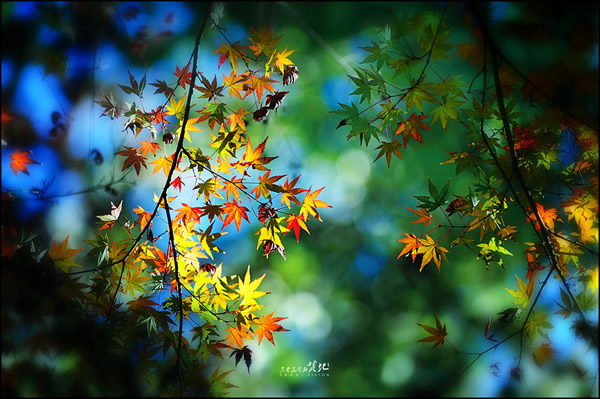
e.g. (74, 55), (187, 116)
(9, 149), (40, 176)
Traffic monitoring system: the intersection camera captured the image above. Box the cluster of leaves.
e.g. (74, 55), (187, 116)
(335, 2), (598, 388)
(2, 9), (328, 396)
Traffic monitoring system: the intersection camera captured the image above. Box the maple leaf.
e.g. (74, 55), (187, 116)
(273, 47), (296, 74)
(238, 136), (278, 173)
(245, 74), (278, 102)
(170, 176), (185, 192)
(506, 274), (531, 308)
(227, 107), (249, 132)
(96, 200), (123, 230)
(397, 233), (421, 262)
(431, 97), (464, 131)
(417, 313), (447, 349)
(115, 146), (148, 177)
(416, 234), (448, 272)
(395, 113), (432, 146)
(196, 73), (224, 101)
(532, 342), (557, 367)
(213, 41), (249, 75)
(224, 326), (252, 349)
(137, 140), (161, 157)
(48, 235), (83, 272)
(405, 87), (430, 113)
(165, 95), (186, 119)
(284, 214), (310, 242)
(175, 116), (202, 143)
(251, 170), (285, 200)
(222, 199), (250, 232)
(280, 175), (307, 208)
(149, 155), (178, 177)
(374, 140), (404, 167)
(222, 71), (248, 100)
(9, 149), (40, 176)
(230, 345), (253, 373)
(149, 79), (175, 97)
(484, 315), (497, 342)
(174, 64), (192, 89)
(524, 312), (554, 341)
(525, 203), (561, 232)
(283, 65), (299, 86)
(571, 215), (599, 244)
(248, 26), (282, 56)
(133, 205), (153, 231)
(200, 203), (225, 223)
(223, 176), (247, 201)
(175, 203), (203, 226)
(406, 205), (432, 227)
(236, 265), (267, 306)
(299, 186), (331, 222)
(265, 90), (289, 111)
(253, 312), (289, 345)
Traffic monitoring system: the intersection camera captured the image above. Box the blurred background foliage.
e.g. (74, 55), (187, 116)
(1, 1), (598, 396)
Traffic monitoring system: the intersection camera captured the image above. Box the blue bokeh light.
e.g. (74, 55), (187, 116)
(1, 60), (13, 89)
(13, 64), (71, 139)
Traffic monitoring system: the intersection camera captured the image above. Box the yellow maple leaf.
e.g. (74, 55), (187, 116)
(273, 47), (296, 74)
(236, 265), (266, 306)
(506, 274), (530, 308)
(416, 234), (448, 272)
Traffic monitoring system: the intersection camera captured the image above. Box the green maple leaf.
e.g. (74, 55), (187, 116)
(405, 86), (431, 113)
(524, 312), (554, 341)
(506, 275), (530, 308)
(431, 97), (465, 131)
(348, 68), (372, 104)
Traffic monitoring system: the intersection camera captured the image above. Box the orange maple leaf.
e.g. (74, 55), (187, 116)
(224, 326), (253, 349)
(222, 199), (250, 232)
(395, 113), (432, 146)
(406, 205), (432, 226)
(253, 312), (289, 345)
(397, 232), (421, 262)
(525, 203), (561, 232)
(9, 149), (40, 176)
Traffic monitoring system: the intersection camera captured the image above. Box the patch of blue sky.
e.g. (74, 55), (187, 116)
(464, 343), (513, 396)
(67, 95), (117, 163)
(12, 1), (37, 20)
(64, 47), (94, 82)
(1, 60), (13, 89)
(13, 64), (71, 139)
(115, 2), (146, 39)
(211, 23), (247, 47)
(321, 77), (354, 110)
(37, 24), (61, 46)
(94, 42), (128, 85)
(151, 2), (193, 36)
